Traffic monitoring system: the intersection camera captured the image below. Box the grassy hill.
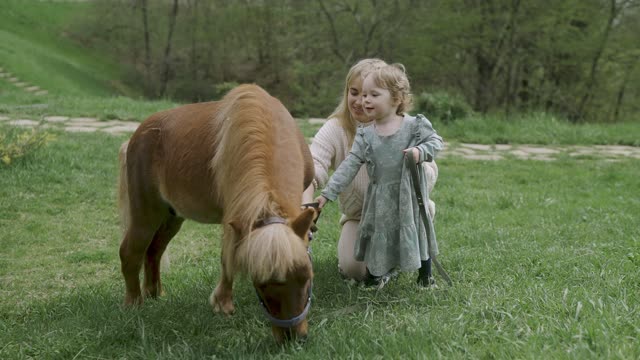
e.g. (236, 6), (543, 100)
(0, 0), (178, 122)
(0, 0), (127, 97)
(1, 0), (639, 145)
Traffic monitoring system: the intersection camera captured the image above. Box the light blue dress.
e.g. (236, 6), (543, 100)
(321, 114), (443, 276)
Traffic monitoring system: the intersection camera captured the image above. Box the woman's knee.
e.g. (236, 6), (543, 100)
(337, 221), (367, 280)
(339, 260), (367, 281)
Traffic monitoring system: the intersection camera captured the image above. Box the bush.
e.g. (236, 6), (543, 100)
(212, 82), (240, 100)
(413, 91), (473, 124)
(288, 60), (341, 118)
(0, 125), (54, 166)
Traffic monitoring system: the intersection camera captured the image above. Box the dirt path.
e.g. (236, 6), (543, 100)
(2, 115), (639, 161)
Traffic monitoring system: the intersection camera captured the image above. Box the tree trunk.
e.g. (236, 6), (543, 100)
(140, 0), (152, 96)
(612, 57), (638, 122)
(504, 0), (521, 115)
(316, 0), (348, 65)
(576, 0), (618, 121)
(159, 0), (179, 98)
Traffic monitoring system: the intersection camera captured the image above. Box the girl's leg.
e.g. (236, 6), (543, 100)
(417, 259), (435, 287)
(419, 161), (439, 287)
(338, 220), (367, 281)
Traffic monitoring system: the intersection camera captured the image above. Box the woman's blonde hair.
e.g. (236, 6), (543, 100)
(328, 58), (387, 145)
(366, 63), (413, 116)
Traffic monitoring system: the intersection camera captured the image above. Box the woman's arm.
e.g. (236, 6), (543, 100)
(303, 120), (340, 203)
(414, 114), (444, 162)
(309, 120), (342, 188)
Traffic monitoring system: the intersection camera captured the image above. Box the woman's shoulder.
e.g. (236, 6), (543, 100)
(313, 117), (346, 138)
(317, 117), (346, 134)
(405, 113), (435, 130)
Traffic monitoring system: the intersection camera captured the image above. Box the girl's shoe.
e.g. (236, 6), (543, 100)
(363, 268), (381, 287)
(377, 269), (399, 290)
(416, 259), (435, 287)
(417, 275), (436, 287)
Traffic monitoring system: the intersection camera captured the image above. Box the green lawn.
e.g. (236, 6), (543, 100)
(1, 2), (639, 357)
(0, 0), (131, 97)
(1, 130), (638, 359)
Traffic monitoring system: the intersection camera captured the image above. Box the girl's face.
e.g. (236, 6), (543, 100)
(362, 75), (398, 122)
(347, 75), (372, 123)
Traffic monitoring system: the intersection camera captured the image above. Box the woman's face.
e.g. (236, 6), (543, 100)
(347, 75), (373, 123)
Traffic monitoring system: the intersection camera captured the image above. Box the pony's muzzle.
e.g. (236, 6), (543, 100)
(272, 321), (308, 344)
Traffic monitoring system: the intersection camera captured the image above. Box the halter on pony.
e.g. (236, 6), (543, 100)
(253, 215), (315, 329)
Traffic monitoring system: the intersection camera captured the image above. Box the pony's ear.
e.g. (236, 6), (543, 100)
(291, 208), (316, 239)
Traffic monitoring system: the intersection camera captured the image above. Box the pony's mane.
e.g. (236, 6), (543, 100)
(212, 84), (282, 228)
(211, 84), (308, 282)
(236, 225), (310, 283)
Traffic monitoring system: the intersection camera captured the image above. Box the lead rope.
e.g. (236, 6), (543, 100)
(405, 154), (452, 286)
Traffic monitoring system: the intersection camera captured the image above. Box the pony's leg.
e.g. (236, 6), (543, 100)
(210, 256), (235, 315)
(210, 228), (236, 315)
(120, 224), (158, 306)
(143, 215), (184, 298)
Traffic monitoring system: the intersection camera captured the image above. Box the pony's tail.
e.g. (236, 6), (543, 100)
(118, 141), (131, 234)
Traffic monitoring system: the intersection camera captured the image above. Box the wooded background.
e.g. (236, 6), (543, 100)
(71, 0), (640, 122)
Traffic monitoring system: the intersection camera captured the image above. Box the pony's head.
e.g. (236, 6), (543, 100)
(234, 207), (316, 343)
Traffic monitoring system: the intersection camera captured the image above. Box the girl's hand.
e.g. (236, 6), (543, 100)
(403, 147), (420, 163)
(315, 195), (329, 209)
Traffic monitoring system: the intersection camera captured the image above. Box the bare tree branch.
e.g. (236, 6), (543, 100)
(159, 0), (179, 97)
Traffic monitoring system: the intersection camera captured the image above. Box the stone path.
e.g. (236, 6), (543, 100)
(0, 67), (48, 96)
(2, 115), (639, 161)
(0, 115), (139, 135)
(2, 61), (638, 161)
(437, 143), (640, 161)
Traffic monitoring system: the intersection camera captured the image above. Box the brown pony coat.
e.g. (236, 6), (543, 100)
(118, 84), (315, 341)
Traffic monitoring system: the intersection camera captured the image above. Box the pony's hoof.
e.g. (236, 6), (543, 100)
(210, 293), (235, 315)
(143, 286), (164, 299)
(213, 302), (235, 315)
(123, 295), (143, 307)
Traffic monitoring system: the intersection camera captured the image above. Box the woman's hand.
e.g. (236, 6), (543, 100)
(403, 147), (420, 163)
(315, 195), (329, 209)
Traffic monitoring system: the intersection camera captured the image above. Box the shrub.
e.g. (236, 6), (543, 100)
(0, 125), (54, 166)
(413, 91), (473, 124)
(212, 82), (240, 100)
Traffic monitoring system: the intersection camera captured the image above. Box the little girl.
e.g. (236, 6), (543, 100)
(316, 63), (444, 287)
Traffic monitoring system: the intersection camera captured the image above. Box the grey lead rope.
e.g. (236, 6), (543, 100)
(405, 154), (453, 286)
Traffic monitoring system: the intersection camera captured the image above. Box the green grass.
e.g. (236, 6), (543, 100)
(1, 130), (639, 359)
(0, 0), (132, 97)
(0, 91), (179, 123)
(440, 113), (640, 146)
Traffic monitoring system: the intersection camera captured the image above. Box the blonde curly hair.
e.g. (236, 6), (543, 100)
(365, 63), (413, 115)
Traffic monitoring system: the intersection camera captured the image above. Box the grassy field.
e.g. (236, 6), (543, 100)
(1, 130), (639, 359)
(1, 1), (640, 358)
